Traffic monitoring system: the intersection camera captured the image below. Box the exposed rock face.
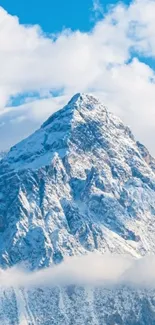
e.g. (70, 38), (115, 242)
(0, 93), (155, 324)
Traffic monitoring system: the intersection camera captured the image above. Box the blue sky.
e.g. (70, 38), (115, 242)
(0, 0), (131, 32)
(0, 0), (155, 155)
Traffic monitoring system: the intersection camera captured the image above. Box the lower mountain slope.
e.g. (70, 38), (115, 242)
(0, 285), (155, 325)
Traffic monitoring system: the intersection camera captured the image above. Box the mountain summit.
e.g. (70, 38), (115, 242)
(0, 93), (155, 269)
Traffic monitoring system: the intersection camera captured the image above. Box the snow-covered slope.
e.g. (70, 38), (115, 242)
(0, 285), (155, 325)
(0, 93), (155, 269)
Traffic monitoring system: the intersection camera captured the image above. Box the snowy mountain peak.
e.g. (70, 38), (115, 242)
(1, 93), (115, 172)
(42, 92), (107, 129)
(67, 92), (102, 108)
(0, 94), (155, 269)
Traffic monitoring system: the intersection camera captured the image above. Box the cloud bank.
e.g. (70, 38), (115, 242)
(0, 0), (155, 154)
(1, 254), (155, 289)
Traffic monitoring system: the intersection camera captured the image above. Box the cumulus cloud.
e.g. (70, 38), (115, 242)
(0, 1), (155, 154)
(0, 95), (68, 150)
(92, 0), (104, 19)
(0, 254), (155, 289)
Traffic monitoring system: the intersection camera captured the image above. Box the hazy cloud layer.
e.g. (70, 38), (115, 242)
(0, 0), (155, 154)
(1, 254), (155, 289)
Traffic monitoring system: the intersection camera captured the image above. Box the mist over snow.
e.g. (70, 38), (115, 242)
(0, 254), (155, 289)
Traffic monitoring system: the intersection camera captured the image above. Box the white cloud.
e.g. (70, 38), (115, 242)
(0, 95), (68, 150)
(0, 1), (155, 154)
(92, 0), (104, 18)
(0, 253), (155, 288)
